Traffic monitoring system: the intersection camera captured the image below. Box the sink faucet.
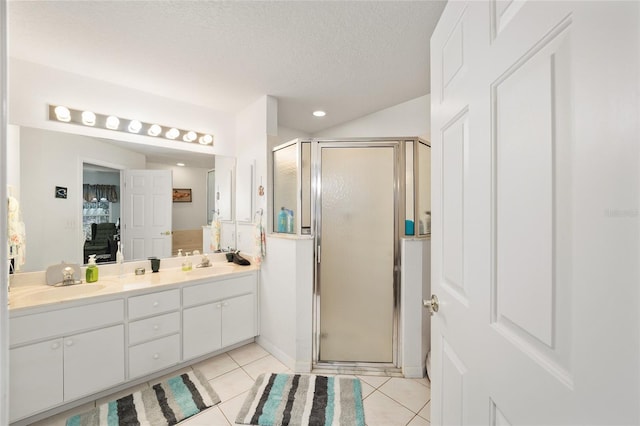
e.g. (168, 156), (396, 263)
(61, 267), (77, 286)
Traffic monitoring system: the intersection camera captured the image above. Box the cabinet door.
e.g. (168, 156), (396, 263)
(183, 303), (222, 360)
(10, 339), (63, 422)
(221, 294), (256, 347)
(64, 325), (125, 401)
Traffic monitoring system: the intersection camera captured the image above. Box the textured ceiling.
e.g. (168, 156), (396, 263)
(8, 1), (445, 134)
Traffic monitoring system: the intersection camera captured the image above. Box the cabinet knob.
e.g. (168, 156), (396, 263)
(216, 303), (222, 309)
(65, 340), (74, 347)
(153, 301), (159, 307)
(51, 342), (60, 350)
(153, 353), (160, 360)
(153, 325), (160, 331)
(222, 302), (229, 307)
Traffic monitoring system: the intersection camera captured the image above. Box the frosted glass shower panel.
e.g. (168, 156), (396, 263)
(319, 146), (395, 363)
(301, 142), (311, 234)
(405, 140), (415, 235)
(273, 142), (298, 234)
(417, 141), (431, 235)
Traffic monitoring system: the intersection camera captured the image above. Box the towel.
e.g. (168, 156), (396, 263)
(210, 213), (221, 252)
(7, 195), (26, 271)
(254, 212), (266, 264)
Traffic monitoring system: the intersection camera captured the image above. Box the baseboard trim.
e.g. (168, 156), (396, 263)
(256, 336), (296, 371)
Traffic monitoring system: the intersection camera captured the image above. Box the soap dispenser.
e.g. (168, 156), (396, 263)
(86, 255), (99, 283)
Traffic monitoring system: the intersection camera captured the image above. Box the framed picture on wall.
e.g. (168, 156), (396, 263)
(173, 188), (192, 203)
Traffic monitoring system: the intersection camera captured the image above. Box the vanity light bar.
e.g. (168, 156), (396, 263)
(48, 104), (214, 146)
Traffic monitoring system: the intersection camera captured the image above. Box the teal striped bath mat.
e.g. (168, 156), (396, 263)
(236, 373), (365, 426)
(66, 369), (220, 426)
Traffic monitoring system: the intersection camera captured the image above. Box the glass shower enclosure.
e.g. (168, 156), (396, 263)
(272, 137), (430, 370)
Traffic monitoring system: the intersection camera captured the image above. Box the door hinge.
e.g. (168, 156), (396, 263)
(317, 245), (321, 263)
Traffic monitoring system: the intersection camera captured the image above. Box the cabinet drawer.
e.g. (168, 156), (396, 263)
(183, 274), (256, 307)
(129, 312), (180, 345)
(128, 334), (180, 379)
(128, 289), (180, 320)
(10, 299), (124, 346)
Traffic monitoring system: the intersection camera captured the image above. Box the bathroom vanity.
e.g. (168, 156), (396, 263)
(8, 260), (259, 424)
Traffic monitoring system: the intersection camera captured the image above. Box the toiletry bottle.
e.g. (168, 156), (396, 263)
(182, 252), (193, 271)
(86, 254), (99, 283)
(278, 207), (287, 233)
(287, 209), (294, 233)
(116, 241), (124, 277)
(425, 211), (431, 234)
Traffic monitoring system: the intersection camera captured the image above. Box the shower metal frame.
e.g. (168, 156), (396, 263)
(311, 138), (406, 372)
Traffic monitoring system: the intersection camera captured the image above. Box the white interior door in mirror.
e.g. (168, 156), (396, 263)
(122, 169), (172, 260)
(214, 157), (234, 221)
(236, 159), (254, 223)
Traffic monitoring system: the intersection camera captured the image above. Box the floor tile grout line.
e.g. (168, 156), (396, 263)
(376, 387), (429, 415)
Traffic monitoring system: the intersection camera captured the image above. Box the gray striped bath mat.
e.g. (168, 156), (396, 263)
(66, 369), (220, 426)
(236, 373), (365, 426)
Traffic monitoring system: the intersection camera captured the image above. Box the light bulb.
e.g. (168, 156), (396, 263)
(166, 128), (179, 140)
(183, 131), (197, 142)
(105, 116), (120, 130)
(128, 120), (142, 133)
(54, 106), (71, 122)
(313, 110), (326, 117)
(148, 124), (162, 136)
(199, 134), (213, 145)
(176, 162), (185, 167)
(81, 111), (96, 126)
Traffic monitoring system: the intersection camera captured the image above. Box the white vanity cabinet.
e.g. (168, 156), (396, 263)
(127, 289), (181, 379)
(9, 300), (125, 422)
(183, 274), (257, 360)
(9, 269), (259, 423)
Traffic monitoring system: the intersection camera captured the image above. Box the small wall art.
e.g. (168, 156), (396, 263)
(55, 186), (68, 199)
(172, 188), (192, 203)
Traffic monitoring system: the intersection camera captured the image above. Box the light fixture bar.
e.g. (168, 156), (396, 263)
(47, 104), (214, 146)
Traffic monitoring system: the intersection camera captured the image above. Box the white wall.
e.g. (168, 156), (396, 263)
(147, 163), (209, 231)
(257, 236), (314, 371)
(234, 96), (274, 255)
(277, 125), (310, 146)
(9, 58), (237, 158)
(7, 125), (19, 196)
(313, 94), (430, 140)
(20, 127), (145, 271)
(401, 238), (431, 378)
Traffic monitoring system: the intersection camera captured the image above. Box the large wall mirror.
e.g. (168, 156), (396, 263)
(10, 126), (236, 272)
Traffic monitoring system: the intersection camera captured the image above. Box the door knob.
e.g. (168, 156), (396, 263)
(424, 294), (439, 315)
(160, 231), (171, 236)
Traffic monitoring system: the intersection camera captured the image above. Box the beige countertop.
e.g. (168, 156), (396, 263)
(9, 256), (259, 312)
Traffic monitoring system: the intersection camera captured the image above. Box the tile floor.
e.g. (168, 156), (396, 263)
(31, 343), (431, 426)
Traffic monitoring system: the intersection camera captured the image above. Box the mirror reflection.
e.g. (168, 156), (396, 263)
(12, 126), (235, 272)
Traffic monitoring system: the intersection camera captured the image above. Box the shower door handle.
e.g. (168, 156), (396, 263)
(424, 294), (439, 315)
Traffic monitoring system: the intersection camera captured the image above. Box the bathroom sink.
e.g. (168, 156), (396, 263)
(22, 284), (107, 303)
(186, 264), (236, 277)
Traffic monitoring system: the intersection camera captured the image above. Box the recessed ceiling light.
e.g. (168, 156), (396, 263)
(313, 110), (326, 117)
(176, 162), (185, 167)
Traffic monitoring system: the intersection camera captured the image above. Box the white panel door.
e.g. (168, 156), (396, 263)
(122, 169), (172, 260)
(430, 1), (639, 424)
